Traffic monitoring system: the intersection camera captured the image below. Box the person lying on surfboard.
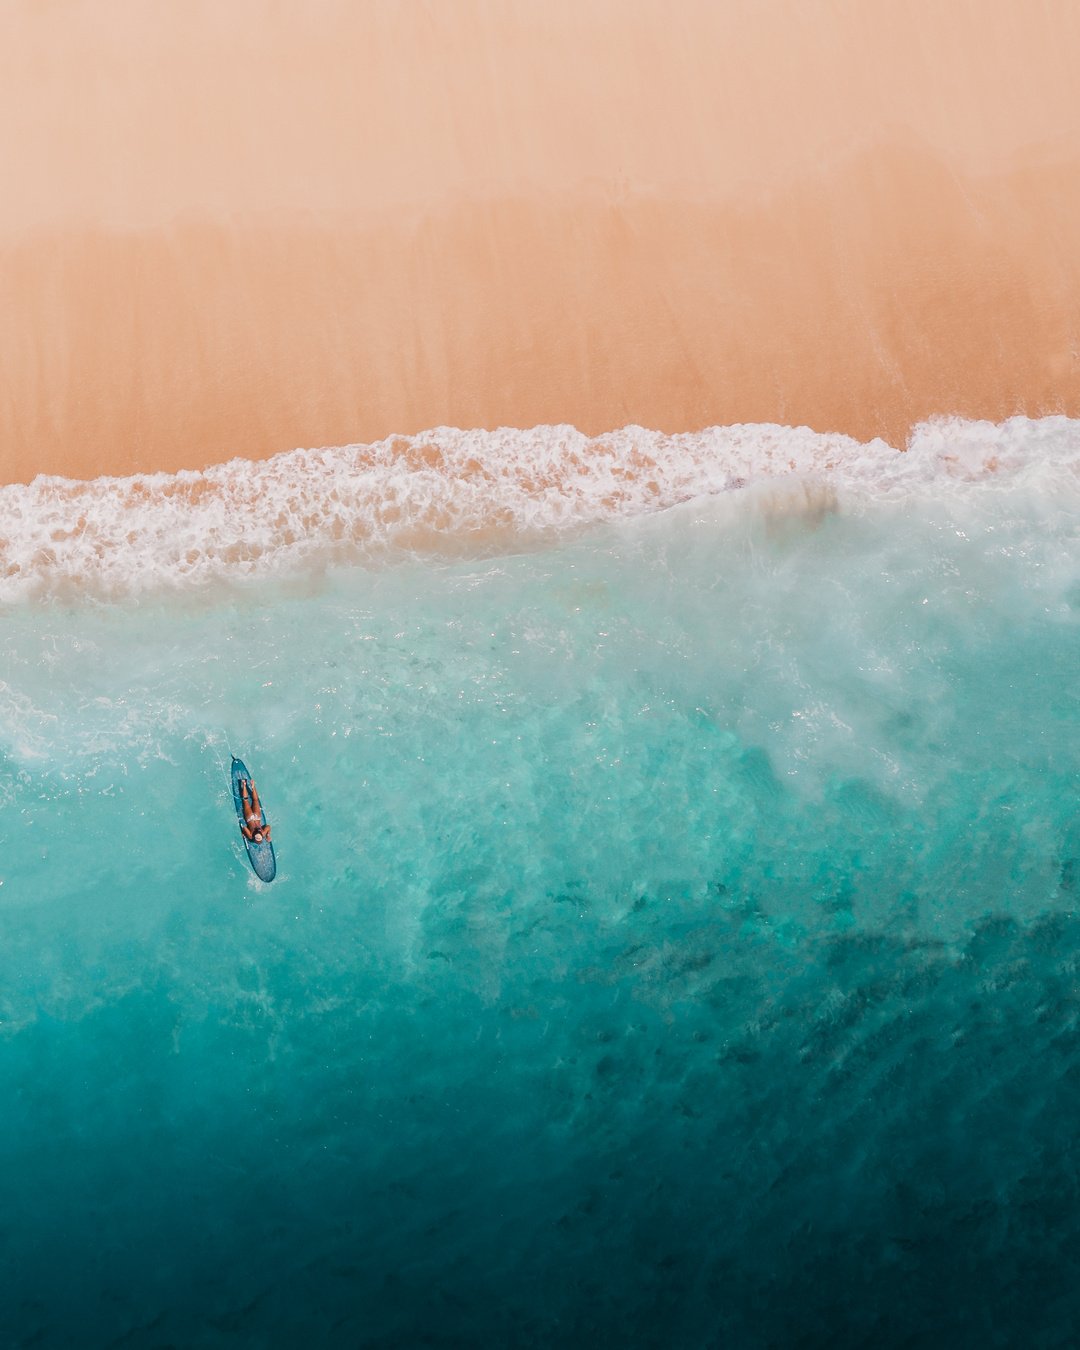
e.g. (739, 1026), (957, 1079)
(239, 777), (272, 844)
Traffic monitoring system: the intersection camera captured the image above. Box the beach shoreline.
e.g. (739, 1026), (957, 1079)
(2, 0), (1080, 485)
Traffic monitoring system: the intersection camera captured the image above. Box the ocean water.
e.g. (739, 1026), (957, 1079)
(1, 419), (1079, 1347)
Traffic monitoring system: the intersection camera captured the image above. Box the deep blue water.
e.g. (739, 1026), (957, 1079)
(1, 483), (1078, 1347)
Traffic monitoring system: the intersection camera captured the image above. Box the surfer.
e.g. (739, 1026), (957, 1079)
(239, 777), (272, 845)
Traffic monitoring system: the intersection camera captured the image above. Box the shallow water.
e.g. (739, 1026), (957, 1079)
(1, 431), (1079, 1346)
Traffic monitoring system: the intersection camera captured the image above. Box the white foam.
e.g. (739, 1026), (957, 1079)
(1, 417), (1078, 602)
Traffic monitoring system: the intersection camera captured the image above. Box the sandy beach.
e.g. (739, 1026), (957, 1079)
(2, 0), (1080, 484)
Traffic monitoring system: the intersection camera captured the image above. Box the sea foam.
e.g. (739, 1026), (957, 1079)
(1, 416), (1078, 601)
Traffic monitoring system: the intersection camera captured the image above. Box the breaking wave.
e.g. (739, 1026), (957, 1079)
(2, 416), (1079, 601)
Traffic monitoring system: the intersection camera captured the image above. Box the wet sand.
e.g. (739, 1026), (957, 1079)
(2, 0), (1079, 484)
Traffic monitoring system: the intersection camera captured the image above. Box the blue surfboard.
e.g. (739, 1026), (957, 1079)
(231, 756), (276, 882)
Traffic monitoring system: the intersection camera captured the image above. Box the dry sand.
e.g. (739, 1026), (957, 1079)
(2, 0), (1079, 484)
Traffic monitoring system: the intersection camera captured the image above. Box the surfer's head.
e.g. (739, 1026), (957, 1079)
(253, 830), (265, 843)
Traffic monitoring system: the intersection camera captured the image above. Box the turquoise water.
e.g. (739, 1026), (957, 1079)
(1, 479), (1079, 1346)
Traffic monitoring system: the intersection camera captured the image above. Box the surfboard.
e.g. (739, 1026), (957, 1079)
(231, 756), (277, 882)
